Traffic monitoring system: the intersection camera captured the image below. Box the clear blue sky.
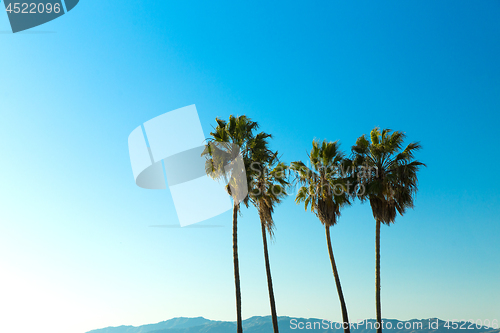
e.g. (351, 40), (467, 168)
(1, 1), (499, 332)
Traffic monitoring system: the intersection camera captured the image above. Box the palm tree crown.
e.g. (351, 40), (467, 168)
(291, 140), (353, 225)
(352, 128), (425, 224)
(249, 154), (289, 237)
(204, 115), (275, 208)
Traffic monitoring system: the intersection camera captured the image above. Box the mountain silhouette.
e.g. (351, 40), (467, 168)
(87, 317), (500, 333)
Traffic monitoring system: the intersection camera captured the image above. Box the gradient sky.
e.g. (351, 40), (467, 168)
(1, 1), (499, 333)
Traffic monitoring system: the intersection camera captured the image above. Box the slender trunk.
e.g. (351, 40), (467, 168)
(233, 204), (243, 333)
(325, 225), (350, 333)
(375, 219), (382, 333)
(261, 219), (279, 333)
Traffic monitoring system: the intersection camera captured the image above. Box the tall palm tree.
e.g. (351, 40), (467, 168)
(249, 154), (289, 333)
(351, 128), (425, 333)
(203, 116), (274, 333)
(291, 140), (353, 333)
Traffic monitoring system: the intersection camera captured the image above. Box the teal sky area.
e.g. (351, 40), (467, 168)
(0, 1), (499, 333)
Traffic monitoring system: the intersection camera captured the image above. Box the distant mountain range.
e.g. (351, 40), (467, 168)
(87, 317), (500, 333)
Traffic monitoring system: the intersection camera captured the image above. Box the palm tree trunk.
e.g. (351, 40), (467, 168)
(325, 225), (350, 333)
(375, 219), (382, 333)
(261, 219), (279, 333)
(233, 204), (243, 333)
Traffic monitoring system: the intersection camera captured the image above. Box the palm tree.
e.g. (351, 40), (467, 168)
(203, 116), (274, 333)
(291, 140), (353, 333)
(351, 128), (425, 333)
(249, 154), (289, 333)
